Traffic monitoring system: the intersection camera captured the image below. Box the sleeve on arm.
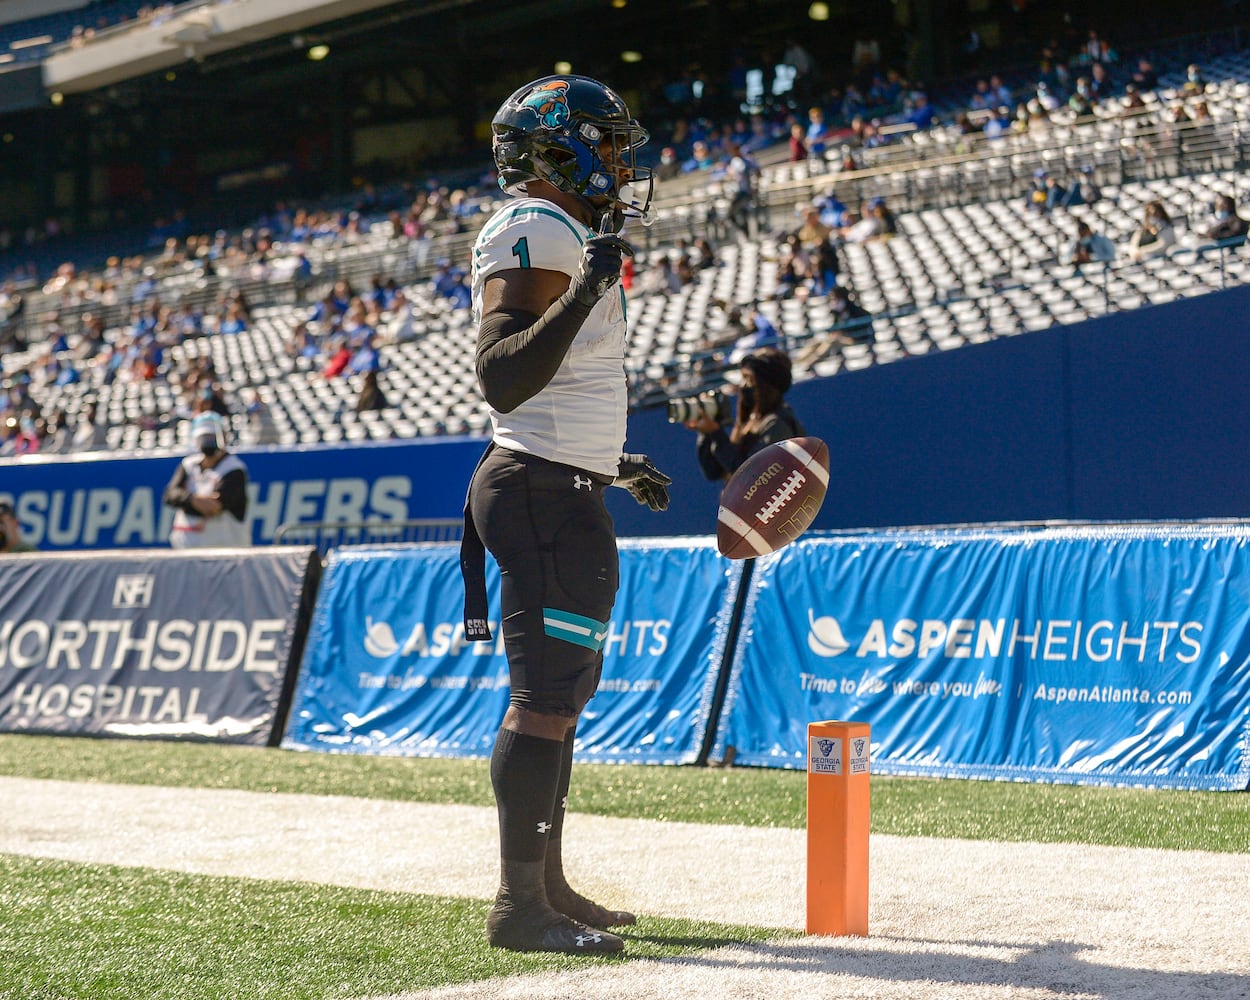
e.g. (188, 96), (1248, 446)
(476, 297), (593, 412)
(217, 468), (248, 522)
(697, 428), (740, 480)
(473, 207), (593, 412)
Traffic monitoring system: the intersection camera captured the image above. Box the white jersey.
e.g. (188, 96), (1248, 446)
(471, 197), (628, 478)
(169, 453), (252, 549)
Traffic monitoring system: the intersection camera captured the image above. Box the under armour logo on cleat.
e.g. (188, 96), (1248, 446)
(576, 931), (603, 947)
(573, 475), (593, 490)
(537, 821), (552, 834)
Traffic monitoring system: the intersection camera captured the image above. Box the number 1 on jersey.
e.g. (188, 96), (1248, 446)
(511, 237), (531, 269)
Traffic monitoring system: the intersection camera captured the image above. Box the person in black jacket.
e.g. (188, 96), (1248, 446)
(687, 347), (805, 481)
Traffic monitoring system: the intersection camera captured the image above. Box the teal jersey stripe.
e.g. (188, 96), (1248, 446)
(543, 607), (610, 651)
(478, 204), (590, 247)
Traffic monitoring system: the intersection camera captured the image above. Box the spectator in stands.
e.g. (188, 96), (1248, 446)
(730, 304), (782, 358)
(1089, 62), (1113, 102)
(69, 402), (109, 452)
(386, 289), (421, 343)
(840, 197), (896, 242)
(969, 78), (995, 111)
(902, 91), (937, 130)
(1126, 200), (1177, 261)
(829, 285), (873, 341)
(791, 286), (872, 371)
(241, 389), (280, 445)
(796, 203), (832, 251)
(988, 74), (1013, 109)
(773, 235), (811, 301)
(805, 107), (831, 173)
(1068, 78), (1095, 118)
(164, 412), (250, 549)
(788, 123), (807, 163)
(982, 107), (1010, 140)
(1199, 195), (1249, 244)
(954, 112), (981, 137)
(691, 237), (718, 270)
(686, 347), (806, 481)
(1182, 64), (1208, 98)
(810, 237), (840, 297)
(355, 369), (389, 414)
(682, 140), (716, 173)
(12, 413), (40, 455)
(0, 501), (35, 553)
(322, 336), (353, 378)
(1131, 58), (1159, 93)
(724, 144), (760, 239)
(348, 332), (383, 375)
(287, 321), (320, 366)
(1034, 81), (1061, 113)
(816, 192), (851, 229)
(1120, 83), (1146, 115)
(1025, 170), (1066, 214)
(1056, 166), (1102, 208)
(1065, 220), (1116, 267)
(656, 146), (682, 181)
(642, 254), (684, 295)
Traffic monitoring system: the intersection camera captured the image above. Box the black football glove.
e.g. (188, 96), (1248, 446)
(568, 232), (635, 307)
(613, 453), (672, 512)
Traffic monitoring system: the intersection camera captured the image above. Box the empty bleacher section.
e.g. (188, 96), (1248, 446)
(7, 44), (1250, 458)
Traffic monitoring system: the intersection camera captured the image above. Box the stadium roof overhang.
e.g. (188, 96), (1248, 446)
(41, 0), (446, 94)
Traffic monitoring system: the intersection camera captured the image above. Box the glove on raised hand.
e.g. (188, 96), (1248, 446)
(613, 453), (672, 512)
(568, 233), (635, 307)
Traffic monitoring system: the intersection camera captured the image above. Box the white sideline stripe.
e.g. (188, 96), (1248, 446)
(780, 438), (829, 487)
(718, 505), (772, 555)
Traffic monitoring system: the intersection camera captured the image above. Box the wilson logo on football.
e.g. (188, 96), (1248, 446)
(741, 462), (785, 502)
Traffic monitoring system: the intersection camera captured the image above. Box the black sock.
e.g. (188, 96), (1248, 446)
(490, 726), (564, 864)
(545, 728), (576, 891)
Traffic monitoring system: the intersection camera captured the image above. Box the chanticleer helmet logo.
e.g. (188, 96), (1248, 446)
(514, 80), (570, 128)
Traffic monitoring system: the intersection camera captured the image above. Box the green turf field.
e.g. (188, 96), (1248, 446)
(0, 735), (1245, 1000)
(0, 734), (1245, 851)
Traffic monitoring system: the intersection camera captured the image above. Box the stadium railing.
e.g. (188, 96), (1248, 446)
(273, 517), (463, 557)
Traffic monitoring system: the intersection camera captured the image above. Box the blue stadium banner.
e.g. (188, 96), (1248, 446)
(0, 437), (487, 551)
(714, 527), (1250, 790)
(0, 547), (319, 745)
(283, 538), (739, 763)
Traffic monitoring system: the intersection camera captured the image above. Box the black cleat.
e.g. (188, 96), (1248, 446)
(548, 885), (637, 929)
(488, 904), (625, 954)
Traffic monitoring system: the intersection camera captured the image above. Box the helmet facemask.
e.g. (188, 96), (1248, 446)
(492, 75), (655, 232)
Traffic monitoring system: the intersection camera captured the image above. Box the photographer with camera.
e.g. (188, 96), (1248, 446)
(680, 347), (806, 482)
(0, 500), (35, 553)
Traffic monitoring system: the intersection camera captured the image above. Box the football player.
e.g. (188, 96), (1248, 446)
(460, 75), (671, 954)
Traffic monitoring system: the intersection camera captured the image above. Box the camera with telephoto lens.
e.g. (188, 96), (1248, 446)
(666, 390), (731, 424)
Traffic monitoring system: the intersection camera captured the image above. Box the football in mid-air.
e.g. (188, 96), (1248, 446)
(717, 437), (829, 559)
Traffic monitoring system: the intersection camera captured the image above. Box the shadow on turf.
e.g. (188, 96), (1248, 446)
(624, 932), (756, 949)
(628, 935), (1250, 997)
